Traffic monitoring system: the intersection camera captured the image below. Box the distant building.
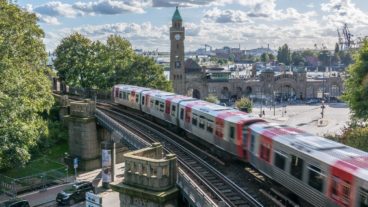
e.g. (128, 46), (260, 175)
(169, 8), (344, 102)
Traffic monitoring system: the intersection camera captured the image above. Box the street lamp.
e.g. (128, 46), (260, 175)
(321, 100), (325, 118)
(273, 91), (276, 116)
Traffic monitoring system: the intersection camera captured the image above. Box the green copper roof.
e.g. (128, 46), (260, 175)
(172, 6), (182, 21)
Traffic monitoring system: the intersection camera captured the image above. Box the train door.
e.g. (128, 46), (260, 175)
(329, 161), (355, 207)
(241, 125), (249, 160)
(359, 187), (368, 207)
(184, 106), (192, 131)
(165, 99), (171, 121)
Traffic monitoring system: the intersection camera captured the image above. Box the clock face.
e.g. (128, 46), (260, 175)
(175, 34), (181, 40)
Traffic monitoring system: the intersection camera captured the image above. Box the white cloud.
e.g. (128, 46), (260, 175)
(321, 0), (368, 27)
(204, 7), (252, 23)
(73, 0), (145, 15)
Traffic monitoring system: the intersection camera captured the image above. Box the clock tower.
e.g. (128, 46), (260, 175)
(170, 6), (185, 95)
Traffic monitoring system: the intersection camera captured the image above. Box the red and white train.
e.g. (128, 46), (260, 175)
(112, 84), (368, 207)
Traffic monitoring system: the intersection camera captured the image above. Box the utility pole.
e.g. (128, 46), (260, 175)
(321, 100), (325, 118)
(273, 91), (276, 116)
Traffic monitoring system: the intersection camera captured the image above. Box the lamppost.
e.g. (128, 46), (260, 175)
(273, 91), (276, 116)
(321, 100), (325, 118)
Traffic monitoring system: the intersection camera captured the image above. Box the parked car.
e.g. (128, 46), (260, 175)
(1, 199), (30, 207)
(306, 99), (319, 105)
(56, 181), (95, 206)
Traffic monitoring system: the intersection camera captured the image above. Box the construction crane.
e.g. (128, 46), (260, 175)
(204, 44), (212, 52)
(337, 23), (355, 50)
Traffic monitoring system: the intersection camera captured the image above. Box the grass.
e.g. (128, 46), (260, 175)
(2, 142), (69, 179)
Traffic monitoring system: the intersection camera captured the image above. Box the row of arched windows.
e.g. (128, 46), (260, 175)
(173, 74), (183, 80)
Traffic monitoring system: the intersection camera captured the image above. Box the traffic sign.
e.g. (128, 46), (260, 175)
(73, 158), (79, 169)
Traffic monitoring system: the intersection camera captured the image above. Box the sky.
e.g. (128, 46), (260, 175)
(16, 0), (368, 52)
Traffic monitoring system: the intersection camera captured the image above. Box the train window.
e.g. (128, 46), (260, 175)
(171, 105), (176, 116)
(180, 108), (184, 120)
(250, 133), (255, 152)
(119, 92), (122, 99)
(260, 143), (271, 162)
(307, 165), (324, 192)
(155, 100), (159, 105)
(242, 126), (248, 145)
(290, 155), (304, 180)
(342, 181), (351, 204)
(159, 102), (164, 112)
(192, 116), (198, 126)
(150, 99), (154, 107)
(229, 126), (235, 139)
(142, 96), (145, 105)
(359, 188), (368, 207)
(199, 119), (205, 129)
(136, 95), (139, 103)
(207, 123), (213, 133)
(274, 151), (286, 170)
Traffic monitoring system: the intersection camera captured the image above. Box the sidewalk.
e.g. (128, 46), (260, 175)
(2, 162), (125, 207)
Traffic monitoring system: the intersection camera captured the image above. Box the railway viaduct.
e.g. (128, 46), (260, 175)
(53, 94), (220, 207)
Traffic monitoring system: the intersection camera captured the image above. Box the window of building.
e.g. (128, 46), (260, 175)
(180, 108), (184, 120)
(229, 126), (235, 139)
(142, 96), (145, 105)
(207, 123), (213, 133)
(308, 165), (324, 192)
(274, 151), (286, 170)
(290, 155), (304, 180)
(260, 143), (271, 162)
(360, 188), (368, 207)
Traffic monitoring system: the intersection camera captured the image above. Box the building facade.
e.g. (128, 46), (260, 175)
(169, 8), (344, 102)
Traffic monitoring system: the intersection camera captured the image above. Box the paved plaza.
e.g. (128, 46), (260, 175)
(253, 102), (351, 136)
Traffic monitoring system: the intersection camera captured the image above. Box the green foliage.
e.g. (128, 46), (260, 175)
(235, 97), (253, 112)
(342, 40), (368, 120)
(318, 50), (332, 68)
(339, 50), (354, 66)
(0, 2), (54, 169)
(53, 34), (171, 91)
(205, 94), (219, 103)
(260, 53), (269, 63)
(268, 53), (275, 62)
(291, 51), (305, 66)
(277, 44), (291, 65)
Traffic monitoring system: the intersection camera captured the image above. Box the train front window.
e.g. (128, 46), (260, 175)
(360, 188), (368, 207)
(307, 165), (324, 192)
(290, 155), (304, 180)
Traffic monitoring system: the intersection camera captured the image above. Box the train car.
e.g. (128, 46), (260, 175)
(112, 84), (368, 206)
(178, 100), (263, 159)
(248, 122), (368, 207)
(140, 90), (176, 124)
(113, 85), (150, 110)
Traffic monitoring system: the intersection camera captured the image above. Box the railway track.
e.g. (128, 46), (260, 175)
(97, 105), (264, 207)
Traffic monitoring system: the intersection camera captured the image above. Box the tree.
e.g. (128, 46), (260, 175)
(268, 53), (275, 62)
(342, 40), (368, 120)
(291, 51), (305, 66)
(260, 53), (269, 63)
(339, 50), (354, 66)
(277, 44), (291, 65)
(54, 33), (96, 88)
(235, 97), (253, 112)
(205, 94), (219, 103)
(318, 50), (331, 68)
(126, 55), (172, 91)
(53, 34), (171, 91)
(0, 2), (54, 169)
